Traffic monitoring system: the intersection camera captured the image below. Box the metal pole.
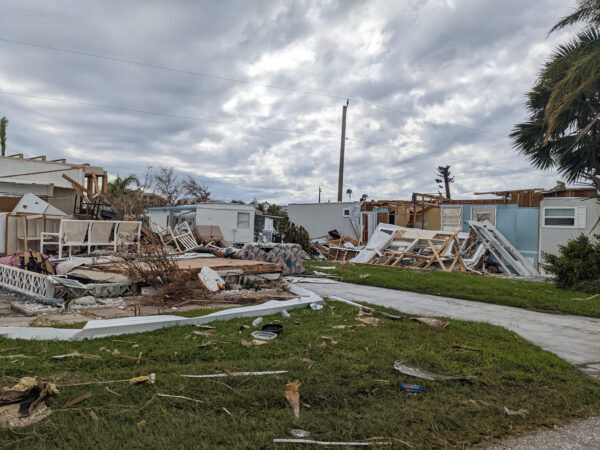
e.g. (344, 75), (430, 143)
(337, 100), (349, 202)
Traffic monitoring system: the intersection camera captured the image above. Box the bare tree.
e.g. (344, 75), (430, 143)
(153, 167), (183, 206)
(182, 176), (210, 203)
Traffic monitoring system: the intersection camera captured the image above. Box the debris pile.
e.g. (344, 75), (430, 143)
(311, 230), (362, 261)
(350, 221), (539, 278)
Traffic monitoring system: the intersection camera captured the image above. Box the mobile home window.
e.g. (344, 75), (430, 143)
(543, 207), (575, 227)
(343, 208), (351, 217)
(237, 212), (250, 229)
(441, 206), (462, 231)
(470, 206), (496, 225)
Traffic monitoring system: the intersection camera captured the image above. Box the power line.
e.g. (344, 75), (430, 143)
(0, 36), (507, 138)
(0, 89), (522, 174)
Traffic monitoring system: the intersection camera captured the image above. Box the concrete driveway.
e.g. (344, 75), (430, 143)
(303, 281), (600, 379)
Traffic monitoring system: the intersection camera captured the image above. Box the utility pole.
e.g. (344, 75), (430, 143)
(337, 100), (349, 202)
(318, 185), (321, 203)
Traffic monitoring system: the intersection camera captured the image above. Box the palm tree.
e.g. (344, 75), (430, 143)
(108, 174), (140, 196)
(435, 165), (454, 199)
(346, 188), (353, 200)
(0, 117), (7, 157)
(511, 0), (600, 188)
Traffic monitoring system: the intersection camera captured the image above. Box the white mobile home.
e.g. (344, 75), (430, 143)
(288, 202), (362, 240)
(147, 203), (255, 245)
(195, 203), (255, 244)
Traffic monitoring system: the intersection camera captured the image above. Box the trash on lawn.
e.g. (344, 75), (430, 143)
(157, 393), (203, 403)
(130, 374), (156, 385)
(137, 419), (146, 428)
(504, 406), (528, 416)
(0, 377), (58, 424)
(0, 403), (53, 428)
(400, 383), (423, 393)
(320, 336), (338, 344)
(251, 331), (278, 341)
(59, 373), (156, 387)
(377, 311), (404, 320)
(310, 303), (323, 311)
(571, 293), (600, 301)
(394, 360), (476, 381)
(193, 329), (216, 336)
(182, 370), (287, 379)
(252, 317), (263, 327)
(290, 429), (311, 438)
(261, 323), (283, 334)
(273, 438), (391, 446)
(65, 391), (92, 407)
(330, 295), (374, 313)
(355, 315), (380, 326)
(89, 410), (99, 422)
(52, 350), (102, 360)
(414, 317), (449, 329)
(313, 266), (336, 270)
(359, 274), (370, 279)
(285, 380), (301, 419)
(282, 309), (291, 318)
(197, 266), (226, 292)
(242, 339), (268, 347)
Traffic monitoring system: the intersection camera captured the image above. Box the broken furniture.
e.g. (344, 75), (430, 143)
(153, 221), (200, 254)
(40, 219), (141, 257)
(194, 225), (228, 248)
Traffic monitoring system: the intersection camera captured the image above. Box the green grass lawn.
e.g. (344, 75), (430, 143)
(305, 261), (600, 318)
(1, 301), (599, 449)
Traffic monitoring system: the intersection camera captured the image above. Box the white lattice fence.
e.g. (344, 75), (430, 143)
(0, 264), (55, 299)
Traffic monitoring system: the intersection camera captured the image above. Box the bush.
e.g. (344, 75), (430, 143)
(542, 234), (600, 292)
(277, 216), (312, 254)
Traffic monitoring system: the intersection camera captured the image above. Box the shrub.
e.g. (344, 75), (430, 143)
(277, 216), (312, 254)
(542, 234), (600, 292)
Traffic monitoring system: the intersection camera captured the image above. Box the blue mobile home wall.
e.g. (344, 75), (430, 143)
(458, 204), (540, 267)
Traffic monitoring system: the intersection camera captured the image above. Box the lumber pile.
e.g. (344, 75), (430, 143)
(312, 230), (362, 261)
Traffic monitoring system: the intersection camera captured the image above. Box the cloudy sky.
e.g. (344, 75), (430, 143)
(0, 0), (578, 203)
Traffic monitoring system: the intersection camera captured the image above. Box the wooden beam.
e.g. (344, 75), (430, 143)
(29, 155), (47, 161)
(62, 173), (92, 197)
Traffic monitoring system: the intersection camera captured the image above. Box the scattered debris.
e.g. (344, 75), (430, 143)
(504, 406), (528, 416)
(571, 293), (600, 301)
(400, 383), (423, 393)
(251, 331), (278, 341)
(89, 410), (99, 422)
(182, 371), (287, 379)
(355, 315), (380, 326)
(285, 380), (301, 419)
(359, 274), (370, 279)
(273, 438), (391, 446)
(282, 309), (291, 318)
(130, 374), (155, 385)
(65, 391), (92, 407)
(313, 266), (336, 270)
(261, 323), (283, 334)
(157, 393), (203, 403)
(193, 329), (216, 336)
(73, 295), (97, 306)
(52, 350), (102, 360)
(252, 317), (263, 327)
(241, 339), (269, 347)
(414, 318), (449, 329)
(222, 407), (232, 416)
(197, 266), (226, 292)
(60, 373), (156, 387)
(0, 403), (53, 428)
(290, 429), (311, 438)
(394, 360), (476, 381)
(310, 302), (324, 311)
(137, 419), (146, 428)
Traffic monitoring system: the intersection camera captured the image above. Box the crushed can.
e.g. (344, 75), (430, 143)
(400, 383), (423, 393)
